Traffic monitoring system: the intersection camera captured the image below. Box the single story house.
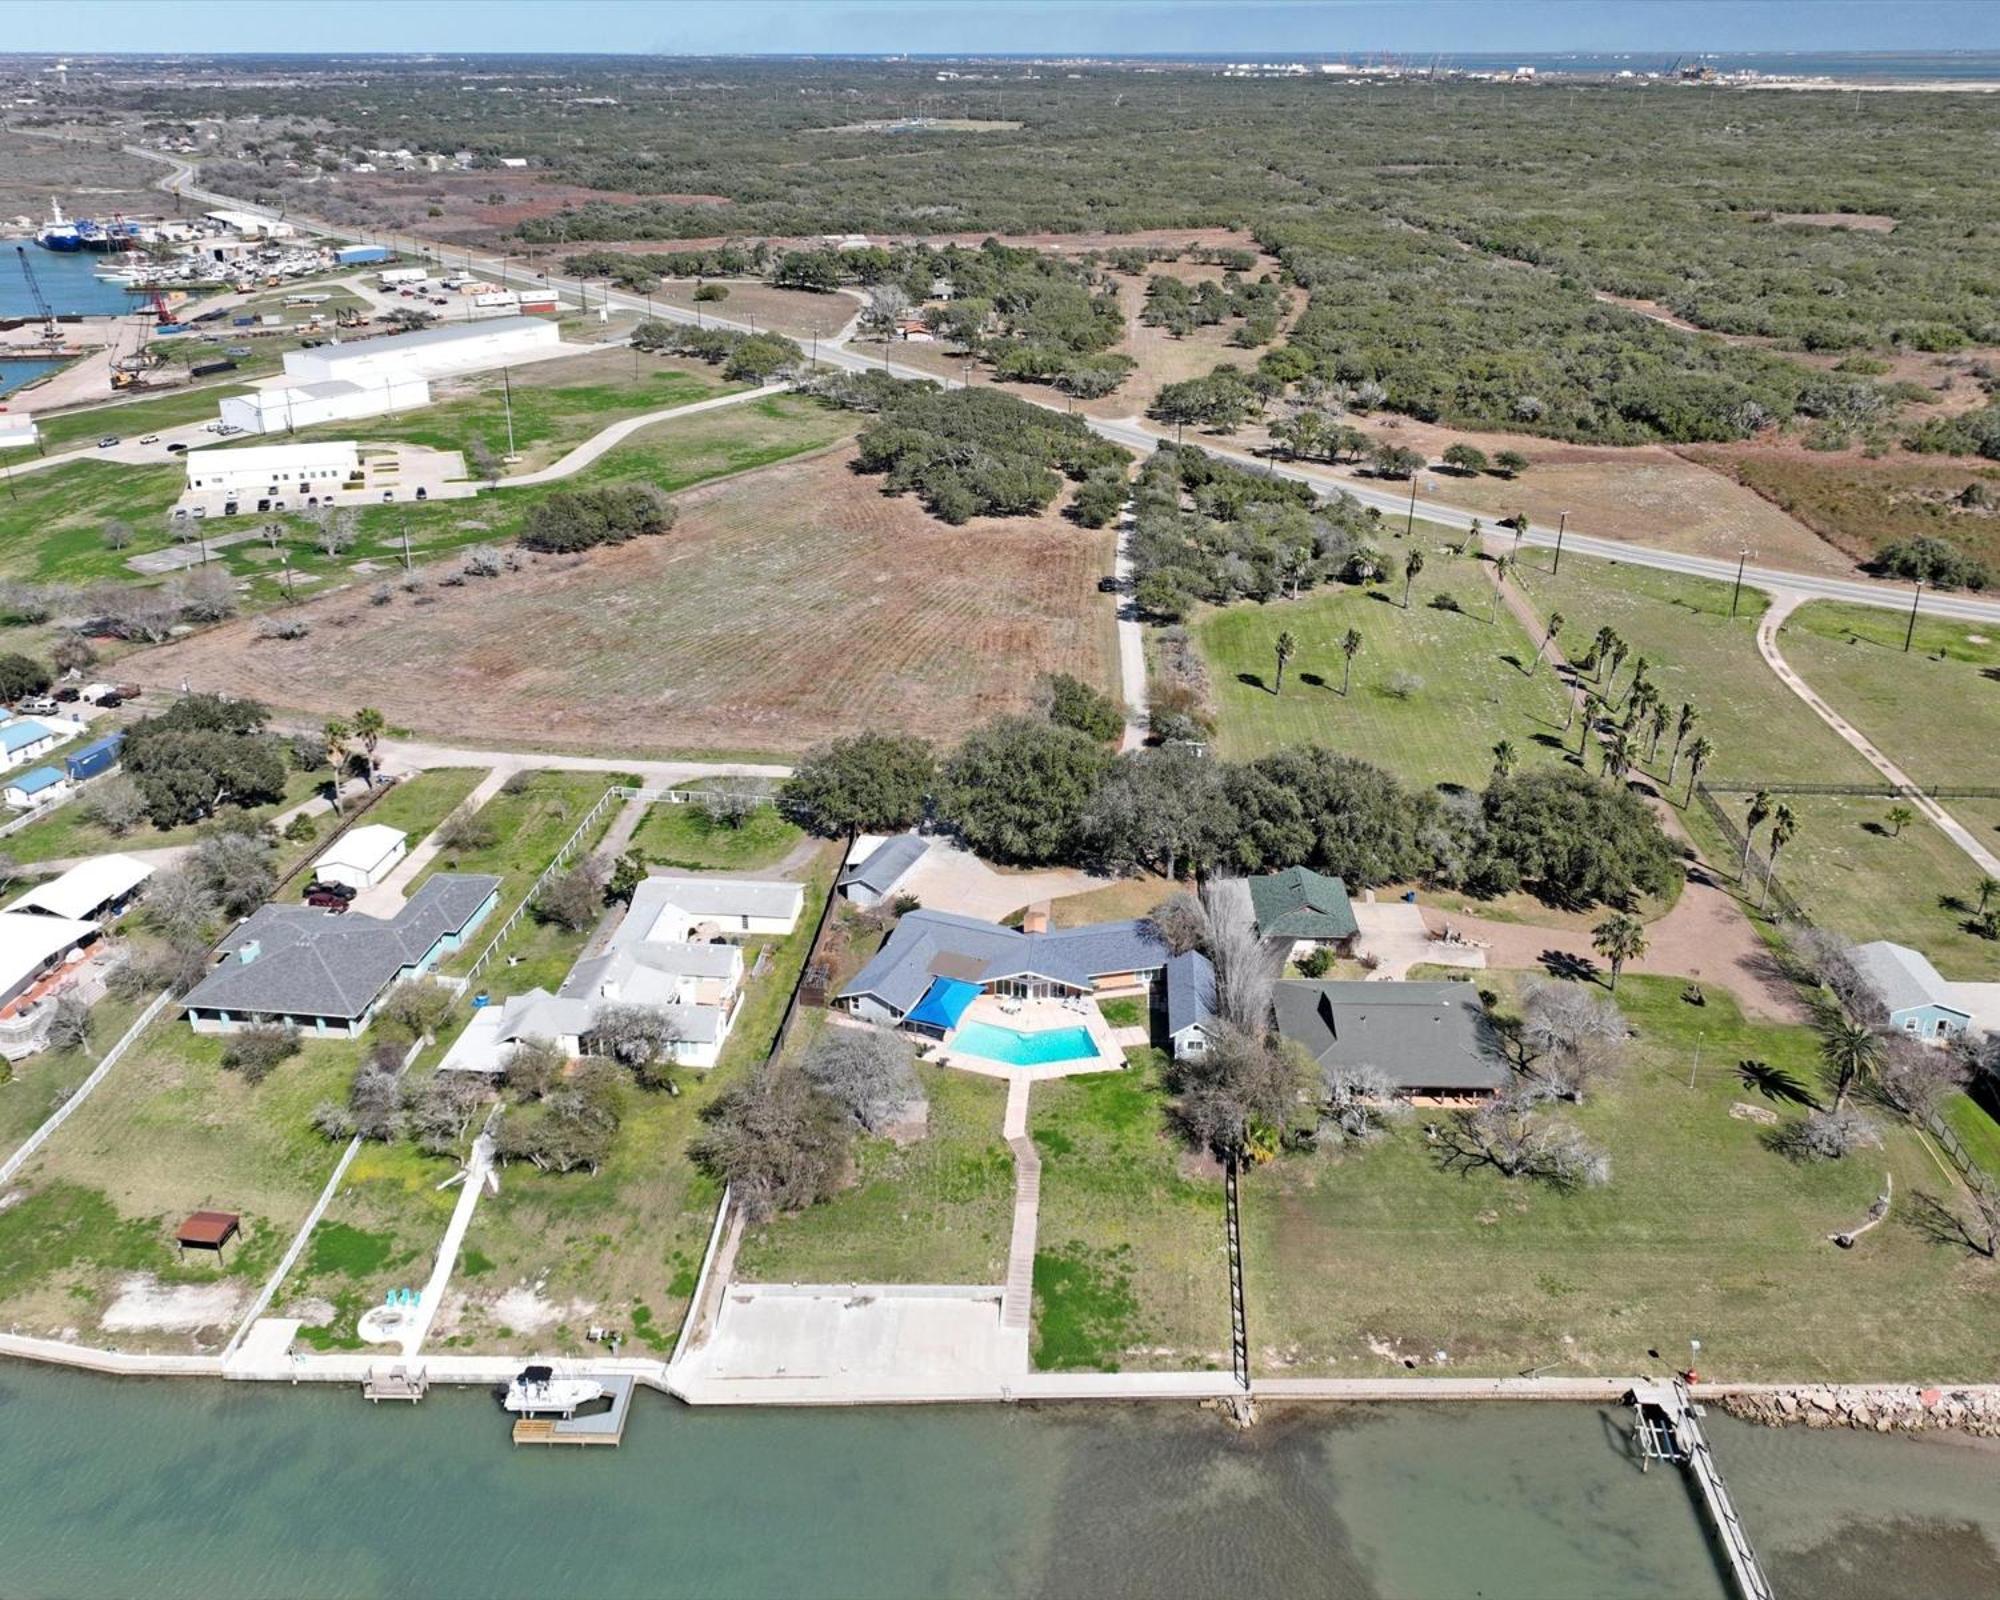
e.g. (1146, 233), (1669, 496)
(839, 908), (1209, 1040)
(3, 765), (69, 810)
(624, 873), (804, 943)
(182, 874), (501, 1037)
(837, 833), (929, 909)
(1249, 866), (1359, 957)
(0, 910), (99, 1014)
(1164, 949), (1220, 1059)
(312, 823), (409, 891)
(1274, 978), (1508, 1100)
(0, 720), (61, 774)
(563, 938), (744, 1014)
(1851, 940), (1973, 1040)
(11, 854), (154, 924)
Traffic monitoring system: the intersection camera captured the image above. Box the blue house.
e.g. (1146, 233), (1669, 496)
(1851, 941), (1972, 1040)
(2, 765), (69, 809)
(0, 720), (60, 773)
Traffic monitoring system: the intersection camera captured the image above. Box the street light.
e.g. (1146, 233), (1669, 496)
(1552, 510), (1569, 575)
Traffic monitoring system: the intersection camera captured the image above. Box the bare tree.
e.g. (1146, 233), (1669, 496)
(800, 1024), (922, 1133)
(436, 800), (498, 854)
(403, 1072), (487, 1155)
(586, 1002), (684, 1090)
(1140, 889), (1209, 957)
(1199, 876), (1276, 1033)
(1779, 1105), (1881, 1161)
(1876, 1036), (1968, 1119)
(1518, 981), (1629, 1102)
(1435, 1093), (1611, 1189)
(536, 855), (609, 931)
(698, 784), (763, 831)
(143, 863), (219, 945)
(314, 506), (359, 559)
(1318, 1055), (1409, 1146)
(502, 1036), (566, 1102)
(174, 564), (240, 623)
(689, 1062), (848, 1221)
(1169, 1021), (1308, 1160)
(83, 775), (149, 836)
(860, 282), (911, 341)
(45, 991), (96, 1055)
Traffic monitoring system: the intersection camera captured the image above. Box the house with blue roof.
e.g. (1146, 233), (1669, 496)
(0, 720), (60, 774)
(2, 765), (70, 810)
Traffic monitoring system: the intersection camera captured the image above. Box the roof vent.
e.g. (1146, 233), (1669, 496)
(237, 939), (261, 965)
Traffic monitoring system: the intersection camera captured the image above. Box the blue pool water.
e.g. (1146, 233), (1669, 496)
(953, 1020), (1100, 1066)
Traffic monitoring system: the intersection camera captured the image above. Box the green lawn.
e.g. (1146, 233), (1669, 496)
(0, 1019), (359, 1352)
(0, 992), (144, 1164)
(1242, 974), (1998, 1382)
(412, 770), (627, 910)
(735, 1065), (1014, 1285)
(1194, 531), (1573, 785)
(627, 801), (803, 872)
(1783, 601), (2000, 788)
(33, 386), (254, 453)
(280, 768), (484, 900)
(0, 459), (187, 585)
(1941, 1090), (2000, 1186)
(275, 350), (741, 473)
(6, 766), (325, 867)
(1030, 1053), (1231, 1372)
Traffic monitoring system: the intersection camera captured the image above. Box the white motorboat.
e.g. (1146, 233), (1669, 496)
(502, 1365), (605, 1418)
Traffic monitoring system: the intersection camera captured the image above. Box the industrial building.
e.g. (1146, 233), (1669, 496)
(184, 440), (359, 501)
(279, 315), (560, 388)
(219, 375), (431, 436)
(0, 413), (38, 451)
(203, 208), (294, 239)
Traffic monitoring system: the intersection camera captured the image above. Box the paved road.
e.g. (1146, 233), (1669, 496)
(1756, 592), (2000, 878)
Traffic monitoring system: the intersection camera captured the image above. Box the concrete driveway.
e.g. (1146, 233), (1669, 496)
(896, 841), (1108, 922)
(1353, 897), (1486, 980)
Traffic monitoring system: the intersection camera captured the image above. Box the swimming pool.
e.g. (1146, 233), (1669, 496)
(951, 1020), (1101, 1067)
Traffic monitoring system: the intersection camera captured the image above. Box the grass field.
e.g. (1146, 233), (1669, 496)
(4, 766), (324, 867)
(0, 459), (189, 586)
(442, 849), (837, 1354)
(131, 440), (1121, 758)
(1242, 974), (1998, 1382)
(278, 348), (742, 473)
(1782, 601), (2000, 788)
(0, 993), (144, 1165)
(734, 1066), (1014, 1285)
(1030, 1053), (1232, 1372)
(0, 1021), (358, 1353)
(1194, 531), (1574, 785)
(628, 801), (803, 872)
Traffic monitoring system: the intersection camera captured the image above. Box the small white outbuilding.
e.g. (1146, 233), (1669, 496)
(312, 824), (409, 891)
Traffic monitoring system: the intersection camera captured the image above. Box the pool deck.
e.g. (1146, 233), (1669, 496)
(931, 994), (1126, 1080)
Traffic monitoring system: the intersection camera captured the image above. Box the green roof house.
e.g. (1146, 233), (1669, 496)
(1248, 866), (1359, 951)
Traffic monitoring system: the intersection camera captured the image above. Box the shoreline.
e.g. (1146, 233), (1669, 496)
(5, 1331), (1996, 1428)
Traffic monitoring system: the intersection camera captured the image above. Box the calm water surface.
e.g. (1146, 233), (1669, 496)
(0, 244), (152, 319)
(2, 1364), (1997, 1599)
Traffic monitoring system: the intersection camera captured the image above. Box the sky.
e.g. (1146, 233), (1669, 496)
(5, 0), (1998, 58)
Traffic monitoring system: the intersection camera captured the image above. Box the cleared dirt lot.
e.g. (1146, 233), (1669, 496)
(125, 447), (1119, 757)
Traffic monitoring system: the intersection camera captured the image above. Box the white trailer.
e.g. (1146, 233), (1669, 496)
(379, 267), (429, 287)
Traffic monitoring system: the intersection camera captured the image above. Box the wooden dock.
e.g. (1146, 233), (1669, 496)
(362, 1364), (428, 1403)
(512, 1374), (635, 1447)
(1630, 1382), (1775, 1600)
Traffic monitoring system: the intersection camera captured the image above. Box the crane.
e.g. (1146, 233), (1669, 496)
(12, 246), (58, 345)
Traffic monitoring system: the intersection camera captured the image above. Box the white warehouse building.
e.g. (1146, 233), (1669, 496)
(185, 441), (359, 500)
(280, 316), (560, 388)
(220, 375), (432, 437)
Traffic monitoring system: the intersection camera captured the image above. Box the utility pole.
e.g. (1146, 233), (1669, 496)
(1404, 474), (1417, 537)
(401, 520), (412, 571)
(501, 366), (518, 462)
(1904, 577), (1923, 652)
(1552, 510), (1568, 575)
(1729, 548), (1748, 618)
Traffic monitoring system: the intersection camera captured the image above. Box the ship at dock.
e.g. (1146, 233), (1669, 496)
(36, 199), (141, 254)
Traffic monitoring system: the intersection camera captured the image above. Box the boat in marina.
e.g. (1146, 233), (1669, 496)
(35, 199), (79, 252)
(36, 199), (142, 254)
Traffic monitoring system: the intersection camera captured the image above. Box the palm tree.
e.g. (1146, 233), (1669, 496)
(1760, 801), (1797, 911)
(1487, 553), (1511, 623)
(1603, 727), (1636, 781)
(322, 718), (351, 812)
(1884, 803), (1915, 838)
(1646, 699), (1670, 764)
(1818, 1015), (1884, 1113)
(1683, 734), (1715, 806)
(1741, 788), (1773, 881)
(1402, 547), (1425, 609)
(1491, 739), (1517, 781)
(1667, 703), (1698, 784)
(1273, 630), (1297, 694)
(1592, 912), (1648, 992)
(1591, 625), (1617, 680)
(1622, 655), (1650, 709)
(1532, 610), (1563, 675)
(352, 706), (387, 789)
(1340, 628), (1362, 696)
(1605, 635), (1630, 690)
(1977, 874), (2000, 915)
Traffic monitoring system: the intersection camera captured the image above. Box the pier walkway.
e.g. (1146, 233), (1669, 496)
(1632, 1380), (1776, 1600)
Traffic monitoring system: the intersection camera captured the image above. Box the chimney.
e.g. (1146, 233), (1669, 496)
(236, 939), (261, 964)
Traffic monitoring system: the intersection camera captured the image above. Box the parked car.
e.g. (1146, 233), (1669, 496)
(166, 441), (188, 454)
(53, 687), (79, 703)
(305, 890), (351, 912)
(139, 434), (160, 445)
(95, 694), (123, 709)
(305, 880), (356, 902)
(97, 436), (120, 448)
(17, 696), (58, 715)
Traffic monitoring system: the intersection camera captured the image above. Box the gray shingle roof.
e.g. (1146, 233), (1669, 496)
(624, 873), (803, 938)
(1852, 941), (1969, 1019)
(839, 909), (1169, 1015)
(839, 834), (929, 896)
(185, 874), (499, 1021)
(1165, 949), (1218, 1038)
(1274, 979), (1507, 1093)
